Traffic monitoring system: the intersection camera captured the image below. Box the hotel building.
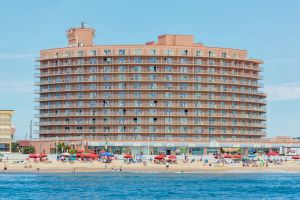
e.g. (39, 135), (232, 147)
(0, 110), (14, 152)
(35, 24), (267, 154)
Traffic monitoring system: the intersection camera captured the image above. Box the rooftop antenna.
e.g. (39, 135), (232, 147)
(81, 22), (87, 28)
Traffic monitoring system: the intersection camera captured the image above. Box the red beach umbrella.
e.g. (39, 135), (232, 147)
(267, 152), (279, 156)
(77, 150), (85, 153)
(223, 154), (232, 158)
(99, 150), (106, 154)
(292, 156), (300, 160)
(123, 154), (133, 159)
(90, 154), (98, 159)
(160, 154), (167, 157)
(29, 154), (39, 159)
(232, 154), (242, 159)
(168, 155), (177, 159)
(39, 153), (47, 158)
(154, 155), (165, 160)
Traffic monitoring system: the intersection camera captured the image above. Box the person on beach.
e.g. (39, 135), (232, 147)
(166, 162), (169, 170)
(119, 166), (122, 171)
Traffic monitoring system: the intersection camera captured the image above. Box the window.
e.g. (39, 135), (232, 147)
(180, 67), (188, 73)
(165, 50), (173, 55)
(119, 49), (126, 55)
(103, 66), (111, 72)
(104, 49), (111, 55)
(149, 49), (157, 55)
(133, 57), (142, 63)
(165, 118), (173, 124)
(165, 57), (173, 63)
(165, 66), (173, 72)
(165, 74), (173, 81)
(149, 109), (157, 115)
(149, 92), (157, 98)
(118, 57), (126, 63)
(90, 50), (97, 56)
(165, 92), (173, 98)
(195, 50), (202, 56)
(133, 66), (142, 72)
(180, 118), (188, 124)
(208, 51), (215, 57)
(165, 101), (172, 107)
(149, 74), (157, 80)
(222, 52), (227, 58)
(149, 83), (157, 89)
(149, 57), (157, 63)
(132, 49), (142, 55)
(149, 66), (157, 72)
(180, 50), (188, 55)
(165, 83), (173, 90)
(118, 66), (127, 72)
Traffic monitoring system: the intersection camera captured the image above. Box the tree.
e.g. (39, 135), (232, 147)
(56, 143), (65, 154)
(11, 142), (19, 153)
(69, 149), (77, 155)
(22, 145), (35, 154)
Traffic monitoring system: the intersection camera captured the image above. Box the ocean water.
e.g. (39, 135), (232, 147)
(0, 172), (300, 200)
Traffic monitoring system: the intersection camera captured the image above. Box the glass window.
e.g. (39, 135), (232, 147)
(133, 66), (142, 72)
(149, 57), (157, 63)
(180, 67), (188, 73)
(180, 50), (188, 55)
(104, 49), (111, 55)
(132, 49), (142, 55)
(195, 50), (202, 56)
(149, 49), (157, 55)
(149, 66), (157, 72)
(165, 92), (173, 98)
(118, 57), (126, 63)
(119, 49), (126, 55)
(165, 50), (173, 55)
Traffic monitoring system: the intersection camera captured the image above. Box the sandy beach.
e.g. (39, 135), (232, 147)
(1, 159), (300, 174)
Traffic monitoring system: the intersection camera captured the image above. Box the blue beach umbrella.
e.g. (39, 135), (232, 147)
(100, 152), (114, 157)
(248, 154), (256, 158)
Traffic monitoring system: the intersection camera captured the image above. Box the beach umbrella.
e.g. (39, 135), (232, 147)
(292, 156), (300, 160)
(248, 154), (256, 159)
(29, 154), (39, 158)
(160, 154), (167, 157)
(60, 153), (71, 157)
(232, 154), (242, 159)
(39, 153), (47, 158)
(99, 150), (106, 154)
(77, 149), (85, 153)
(100, 152), (114, 157)
(123, 154), (133, 159)
(154, 155), (165, 160)
(168, 155), (177, 159)
(223, 154), (232, 158)
(267, 152), (279, 156)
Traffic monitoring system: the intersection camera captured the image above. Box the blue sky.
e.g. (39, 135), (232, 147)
(0, 0), (299, 139)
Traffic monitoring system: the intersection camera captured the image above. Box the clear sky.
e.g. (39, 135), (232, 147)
(0, 0), (299, 140)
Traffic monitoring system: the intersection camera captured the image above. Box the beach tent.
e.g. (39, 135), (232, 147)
(154, 155), (165, 160)
(168, 155), (177, 160)
(267, 152), (279, 156)
(60, 153), (71, 157)
(100, 152), (114, 157)
(29, 154), (39, 159)
(123, 154), (133, 159)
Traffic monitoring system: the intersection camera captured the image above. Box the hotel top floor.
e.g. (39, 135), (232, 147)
(38, 23), (262, 64)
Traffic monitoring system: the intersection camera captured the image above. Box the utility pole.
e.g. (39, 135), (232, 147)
(30, 119), (32, 140)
